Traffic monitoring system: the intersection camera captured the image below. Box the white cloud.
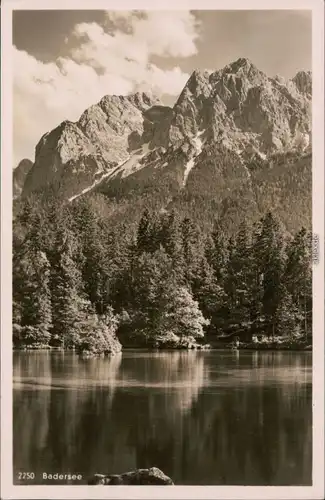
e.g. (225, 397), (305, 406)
(13, 10), (199, 166)
(105, 10), (200, 59)
(13, 49), (134, 166)
(132, 11), (200, 58)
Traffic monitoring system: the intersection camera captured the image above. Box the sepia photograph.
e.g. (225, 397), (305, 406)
(1, 0), (324, 499)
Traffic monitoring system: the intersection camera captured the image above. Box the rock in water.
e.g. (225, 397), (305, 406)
(88, 467), (174, 485)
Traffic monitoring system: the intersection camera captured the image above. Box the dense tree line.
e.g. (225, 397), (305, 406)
(12, 195), (312, 350)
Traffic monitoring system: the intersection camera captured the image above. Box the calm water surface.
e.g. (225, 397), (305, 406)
(13, 350), (312, 485)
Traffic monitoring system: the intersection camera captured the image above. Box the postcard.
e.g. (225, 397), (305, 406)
(1, 0), (324, 499)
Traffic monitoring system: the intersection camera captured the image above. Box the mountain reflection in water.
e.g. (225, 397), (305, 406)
(13, 350), (312, 485)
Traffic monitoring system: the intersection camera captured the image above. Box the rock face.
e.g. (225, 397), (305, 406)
(88, 467), (174, 485)
(23, 92), (163, 199)
(13, 159), (33, 198)
(292, 70), (312, 96)
(17, 58), (312, 235)
(167, 58), (311, 156)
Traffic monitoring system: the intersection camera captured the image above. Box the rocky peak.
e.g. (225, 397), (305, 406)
(292, 70), (312, 95)
(184, 70), (212, 97)
(36, 120), (96, 164)
(210, 57), (266, 86)
(19, 59), (312, 201)
(171, 58), (311, 155)
(229, 56), (253, 69)
(22, 91), (168, 197)
(98, 91), (161, 115)
(128, 91), (161, 109)
(225, 57), (258, 75)
(13, 159), (33, 198)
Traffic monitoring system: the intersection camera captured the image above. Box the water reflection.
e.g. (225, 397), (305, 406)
(13, 350), (312, 485)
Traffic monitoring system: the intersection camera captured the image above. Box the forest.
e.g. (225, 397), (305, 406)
(13, 193), (312, 353)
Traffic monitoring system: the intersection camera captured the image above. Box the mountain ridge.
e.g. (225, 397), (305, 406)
(15, 58), (312, 236)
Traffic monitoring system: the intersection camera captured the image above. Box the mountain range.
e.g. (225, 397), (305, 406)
(14, 58), (312, 235)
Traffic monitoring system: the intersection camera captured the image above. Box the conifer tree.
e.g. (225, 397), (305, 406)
(51, 231), (93, 348)
(190, 256), (224, 323)
(159, 209), (185, 278)
(254, 213), (285, 337)
(13, 244), (52, 347)
(284, 227), (312, 338)
(275, 287), (302, 337)
(159, 210), (181, 255)
(126, 247), (180, 344)
(136, 208), (161, 253)
(224, 236), (237, 320)
(206, 221), (228, 284)
(181, 216), (202, 283)
(106, 226), (135, 313)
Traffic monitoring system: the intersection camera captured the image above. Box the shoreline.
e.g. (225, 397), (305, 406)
(13, 345), (312, 353)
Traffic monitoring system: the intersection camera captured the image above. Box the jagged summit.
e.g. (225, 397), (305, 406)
(210, 57), (265, 81)
(99, 91), (161, 109)
(181, 58), (262, 94)
(176, 69), (211, 102)
(292, 70), (312, 95)
(225, 57), (256, 72)
(187, 69), (212, 83)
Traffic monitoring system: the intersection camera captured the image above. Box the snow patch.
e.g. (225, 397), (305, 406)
(193, 129), (204, 148)
(68, 164), (120, 202)
(95, 163), (104, 175)
(68, 143), (153, 202)
(183, 158), (195, 187)
(295, 132), (310, 151)
(182, 131), (204, 187)
(110, 143), (151, 179)
(243, 164), (251, 179)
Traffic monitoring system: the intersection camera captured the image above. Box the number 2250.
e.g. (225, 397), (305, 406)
(18, 472), (35, 480)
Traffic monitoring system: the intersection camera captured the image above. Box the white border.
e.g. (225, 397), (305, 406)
(1, 0), (324, 499)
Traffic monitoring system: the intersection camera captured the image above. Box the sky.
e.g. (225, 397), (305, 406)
(12, 10), (312, 166)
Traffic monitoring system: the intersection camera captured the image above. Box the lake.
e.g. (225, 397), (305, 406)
(13, 350), (312, 485)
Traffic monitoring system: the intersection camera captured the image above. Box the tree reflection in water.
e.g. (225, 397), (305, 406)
(13, 350), (312, 485)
